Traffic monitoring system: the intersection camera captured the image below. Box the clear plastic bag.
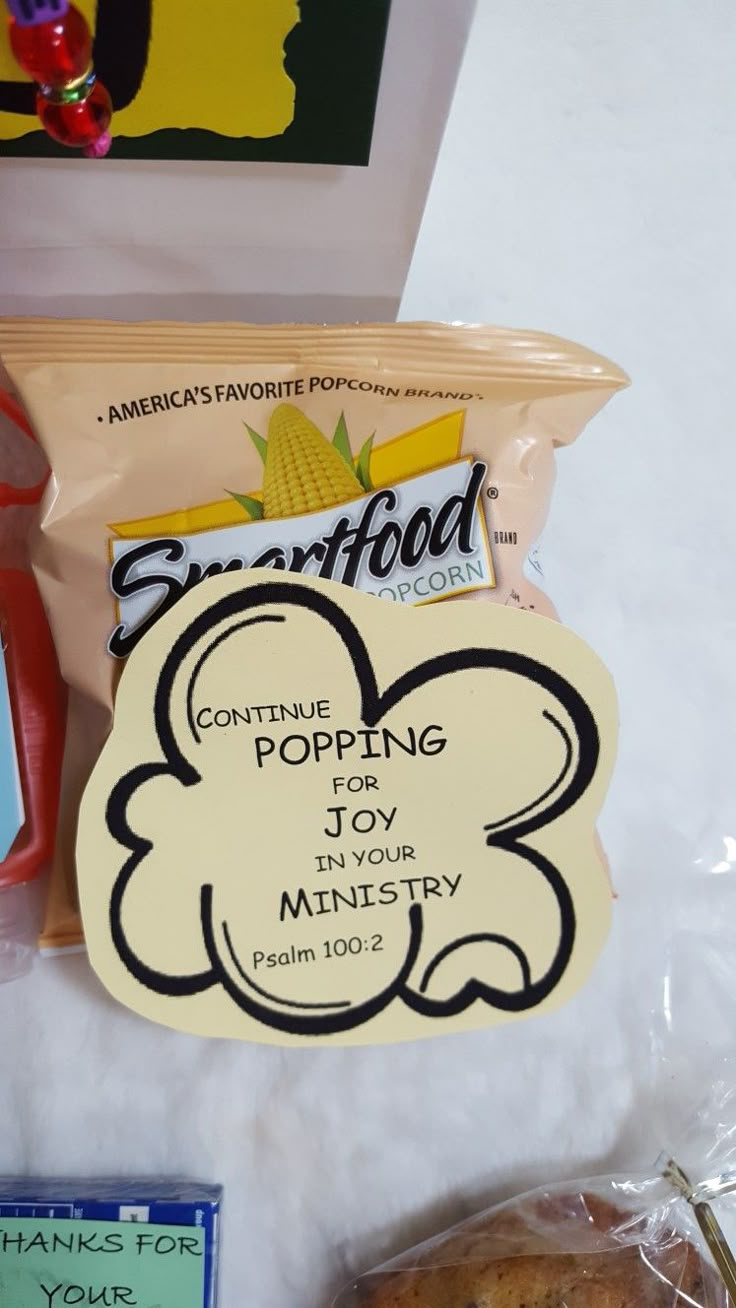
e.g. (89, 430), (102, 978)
(0, 881), (40, 983)
(335, 1083), (736, 1308)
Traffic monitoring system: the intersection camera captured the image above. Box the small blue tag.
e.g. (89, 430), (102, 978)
(0, 644), (24, 863)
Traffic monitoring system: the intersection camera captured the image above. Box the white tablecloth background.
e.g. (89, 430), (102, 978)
(1, 3), (735, 1306)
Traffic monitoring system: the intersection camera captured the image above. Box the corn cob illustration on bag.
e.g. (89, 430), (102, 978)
(0, 320), (628, 950)
(256, 404), (365, 519)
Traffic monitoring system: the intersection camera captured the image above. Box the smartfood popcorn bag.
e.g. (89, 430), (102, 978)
(0, 320), (628, 949)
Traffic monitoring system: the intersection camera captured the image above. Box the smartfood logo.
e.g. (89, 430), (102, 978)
(107, 405), (495, 659)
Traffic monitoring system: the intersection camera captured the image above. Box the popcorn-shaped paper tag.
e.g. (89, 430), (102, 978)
(77, 571), (618, 1046)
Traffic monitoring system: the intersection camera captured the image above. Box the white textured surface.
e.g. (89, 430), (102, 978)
(1, 3), (736, 1307)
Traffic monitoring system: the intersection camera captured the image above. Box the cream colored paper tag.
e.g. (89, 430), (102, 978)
(77, 571), (618, 1047)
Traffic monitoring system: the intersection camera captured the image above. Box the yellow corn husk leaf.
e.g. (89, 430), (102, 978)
(262, 403), (363, 520)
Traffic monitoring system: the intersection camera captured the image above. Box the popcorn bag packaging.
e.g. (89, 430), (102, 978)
(0, 320), (629, 951)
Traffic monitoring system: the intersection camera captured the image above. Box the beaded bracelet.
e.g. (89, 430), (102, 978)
(6, 0), (112, 156)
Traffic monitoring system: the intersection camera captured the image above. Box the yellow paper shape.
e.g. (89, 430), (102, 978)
(77, 571), (618, 1047)
(0, 0), (298, 140)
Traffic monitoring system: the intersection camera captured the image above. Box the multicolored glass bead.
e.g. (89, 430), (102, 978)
(6, 0), (112, 156)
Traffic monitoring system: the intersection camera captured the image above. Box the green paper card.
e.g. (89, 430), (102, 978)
(0, 1218), (205, 1308)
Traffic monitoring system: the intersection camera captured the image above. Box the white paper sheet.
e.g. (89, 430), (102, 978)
(0, 0), (475, 323)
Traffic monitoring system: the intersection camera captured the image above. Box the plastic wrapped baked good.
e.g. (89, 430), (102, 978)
(338, 1166), (735, 1308)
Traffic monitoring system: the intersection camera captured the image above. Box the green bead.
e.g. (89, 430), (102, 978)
(40, 68), (95, 105)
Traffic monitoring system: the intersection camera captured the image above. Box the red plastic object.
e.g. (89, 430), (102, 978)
(37, 78), (112, 149)
(0, 388), (46, 509)
(0, 388), (65, 889)
(8, 4), (91, 87)
(0, 570), (65, 889)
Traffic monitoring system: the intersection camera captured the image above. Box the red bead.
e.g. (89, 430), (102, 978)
(9, 5), (91, 87)
(36, 80), (112, 150)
